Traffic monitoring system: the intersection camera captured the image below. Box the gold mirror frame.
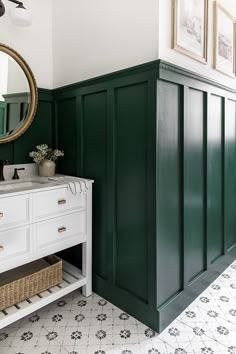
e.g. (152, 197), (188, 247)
(0, 43), (38, 144)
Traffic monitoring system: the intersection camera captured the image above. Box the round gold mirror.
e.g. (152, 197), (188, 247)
(0, 43), (37, 144)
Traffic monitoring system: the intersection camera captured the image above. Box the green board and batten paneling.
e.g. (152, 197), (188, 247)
(156, 63), (236, 330)
(0, 89), (53, 164)
(2, 61), (234, 332)
(54, 63), (159, 329)
(54, 60), (236, 332)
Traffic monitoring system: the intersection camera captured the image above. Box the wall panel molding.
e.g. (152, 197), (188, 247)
(54, 60), (236, 332)
(159, 61), (236, 95)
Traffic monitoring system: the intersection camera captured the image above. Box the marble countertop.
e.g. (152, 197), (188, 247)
(0, 174), (94, 197)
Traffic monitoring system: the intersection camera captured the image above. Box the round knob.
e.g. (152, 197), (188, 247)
(0, 246), (4, 251)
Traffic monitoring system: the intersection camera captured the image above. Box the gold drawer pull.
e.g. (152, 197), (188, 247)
(0, 212), (3, 218)
(58, 226), (66, 233)
(58, 199), (66, 205)
(0, 246), (4, 251)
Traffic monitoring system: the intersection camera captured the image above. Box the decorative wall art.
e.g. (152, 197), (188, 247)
(172, 0), (208, 63)
(213, 2), (236, 78)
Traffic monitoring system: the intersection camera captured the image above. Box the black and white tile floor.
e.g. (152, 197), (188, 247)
(1, 261), (236, 354)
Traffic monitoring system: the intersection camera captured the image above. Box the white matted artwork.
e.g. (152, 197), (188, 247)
(172, 0), (208, 63)
(213, 2), (236, 78)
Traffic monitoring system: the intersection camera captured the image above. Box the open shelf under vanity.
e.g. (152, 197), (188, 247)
(0, 260), (86, 329)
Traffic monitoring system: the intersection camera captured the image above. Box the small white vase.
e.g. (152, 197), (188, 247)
(39, 160), (56, 177)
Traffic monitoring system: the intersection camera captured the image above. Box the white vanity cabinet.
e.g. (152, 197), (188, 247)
(0, 177), (93, 329)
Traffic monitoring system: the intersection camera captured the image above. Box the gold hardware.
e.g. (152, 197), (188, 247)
(58, 199), (66, 205)
(0, 213), (3, 218)
(58, 227), (66, 233)
(0, 246), (4, 251)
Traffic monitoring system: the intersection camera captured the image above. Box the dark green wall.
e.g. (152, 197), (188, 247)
(54, 61), (236, 330)
(0, 89), (53, 164)
(54, 61), (236, 332)
(156, 62), (236, 330)
(54, 63), (158, 330)
(0, 101), (5, 135)
(53, 61), (236, 332)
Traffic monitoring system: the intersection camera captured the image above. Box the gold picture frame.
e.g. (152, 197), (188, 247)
(213, 2), (236, 78)
(172, 0), (208, 64)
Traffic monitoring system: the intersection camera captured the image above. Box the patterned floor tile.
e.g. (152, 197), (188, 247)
(1, 261), (236, 354)
(184, 334), (230, 354)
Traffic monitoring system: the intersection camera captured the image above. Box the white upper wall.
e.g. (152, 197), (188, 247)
(7, 58), (29, 94)
(0, 0), (53, 89)
(52, 0), (159, 88)
(159, 0), (236, 89)
(0, 0), (236, 89)
(0, 53), (8, 100)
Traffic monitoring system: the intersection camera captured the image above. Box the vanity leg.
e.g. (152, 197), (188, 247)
(82, 241), (92, 297)
(82, 187), (92, 297)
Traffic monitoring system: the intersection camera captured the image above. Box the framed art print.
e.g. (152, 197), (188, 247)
(172, 0), (208, 63)
(213, 2), (236, 77)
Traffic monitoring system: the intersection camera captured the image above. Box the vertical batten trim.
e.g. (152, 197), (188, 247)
(147, 78), (157, 307)
(76, 96), (84, 176)
(107, 89), (117, 283)
(156, 79), (160, 307)
(53, 101), (58, 148)
(183, 85), (188, 288)
(12, 142), (15, 162)
(206, 92), (210, 268)
(222, 97), (226, 255)
(203, 92), (208, 270)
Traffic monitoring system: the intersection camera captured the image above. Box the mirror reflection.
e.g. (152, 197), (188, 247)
(0, 51), (30, 138)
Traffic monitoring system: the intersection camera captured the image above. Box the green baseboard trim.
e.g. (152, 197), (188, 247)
(157, 252), (236, 332)
(94, 250), (235, 333)
(93, 274), (160, 332)
(226, 242), (236, 254)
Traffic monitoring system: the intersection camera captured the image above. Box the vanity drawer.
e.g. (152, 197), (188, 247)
(0, 226), (30, 262)
(33, 187), (86, 221)
(0, 195), (30, 230)
(35, 211), (86, 248)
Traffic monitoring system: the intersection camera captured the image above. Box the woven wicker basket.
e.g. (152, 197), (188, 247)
(0, 255), (62, 311)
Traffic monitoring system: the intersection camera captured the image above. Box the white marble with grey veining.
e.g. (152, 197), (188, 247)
(3, 163), (38, 181)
